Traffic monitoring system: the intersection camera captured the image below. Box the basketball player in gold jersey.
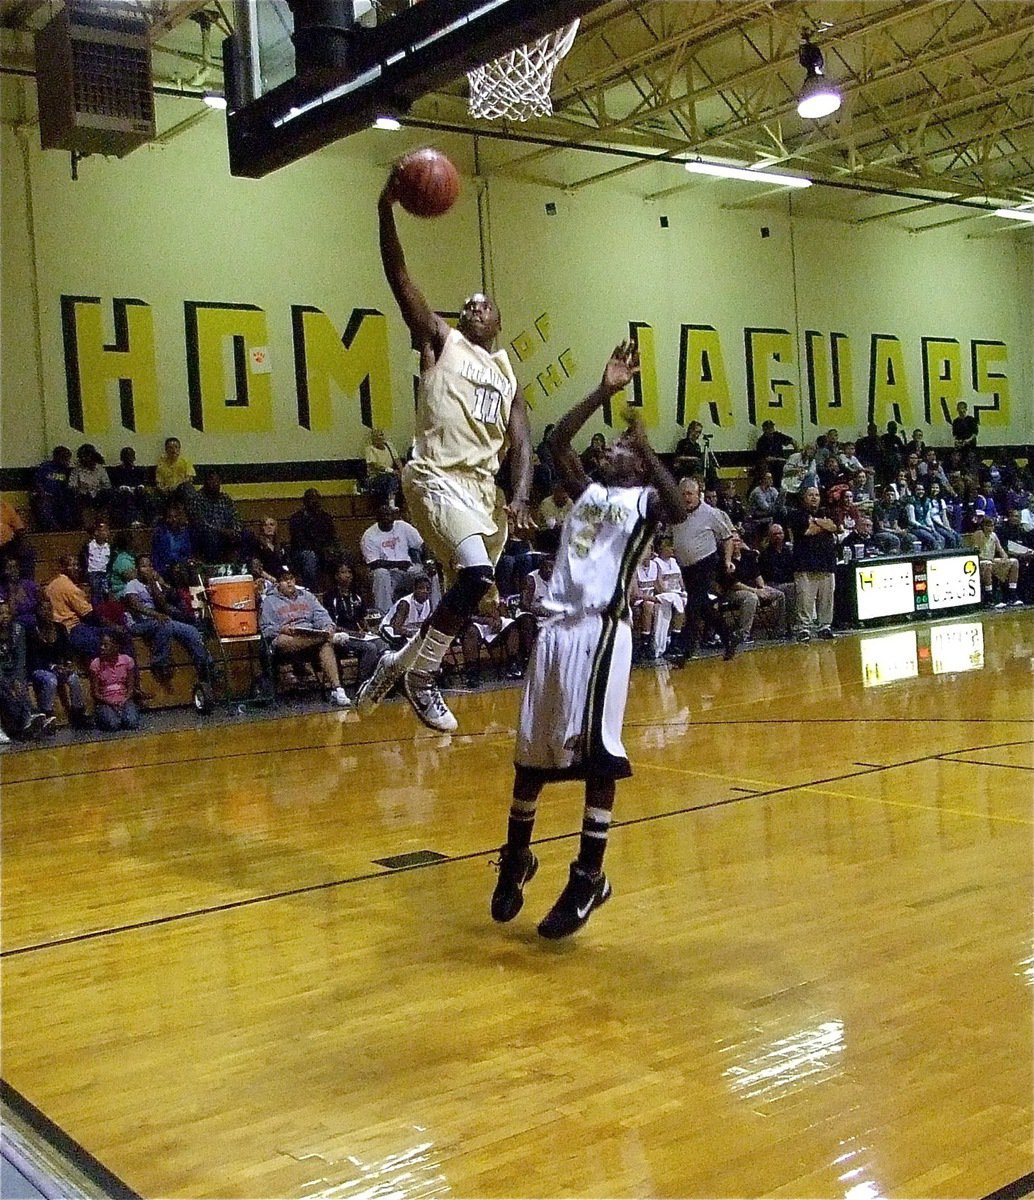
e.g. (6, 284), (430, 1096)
(357, 169), (535, 732)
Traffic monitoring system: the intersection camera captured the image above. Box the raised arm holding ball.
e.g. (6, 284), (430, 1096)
(358, 151), (534, 733)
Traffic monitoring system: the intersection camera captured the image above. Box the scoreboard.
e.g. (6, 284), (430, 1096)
(852, 551), (980, 625)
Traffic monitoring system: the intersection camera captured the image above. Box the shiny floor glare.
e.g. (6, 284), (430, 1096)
(1, 611), (1031, 1199)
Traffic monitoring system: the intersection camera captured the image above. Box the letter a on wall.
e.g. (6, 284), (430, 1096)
(678, 325), (733, 427)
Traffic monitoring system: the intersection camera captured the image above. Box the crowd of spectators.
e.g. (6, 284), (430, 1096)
(1, 414), (1031, 744)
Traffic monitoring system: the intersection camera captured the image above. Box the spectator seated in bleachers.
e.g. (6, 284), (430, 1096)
(1, 496), (34, 579)
(31, 446), (76, 531)
(814, 430), (842, 489)
(927, 481), (960, 548)
(378, 573), (433, 649)
(1, 556), (41, 633)
(580, 432), (608, 477)
(122, 555), (214, 688)
(69, 443), (112, 525)
(1000, 509), (1034, 602)
(631, 552), (659, 663)
(746, 469), (782, 528)
(537, 482), (573, 531)
(360, 505), (426, 616)
(242, 516), (291, 579)
(151, 503), (194, 580)
(28, 594), (88, 729)
(108, 446), (152, 527)
(919, 447), (953, 495)
(322, 561), (388, 686)
(905, 482), (946, 550)
(363, 428), (403, 508)
(259, 567), (351, 707)
(188, 470), (243, 565)
(83, 520), (113, 605)
(715, 478), (746, 527)
(496, 535), (541, 602)
(46, 555), (128, 660)
(89, 632), (142, 732)
(762, 520), (801, 624)
(840, 513), (883, 560)
(973, 517), (1023, 608)
(154, 436), (195, 502)
(837, 441), (865, 480)
(872, 486), (917, 554)
(780, 443), (816, 497)
(0, 598), (51, 741)
(288, 488), (342, 591)
(460, 599), (522, 688)
(108, 532), (138, 599)
(720, 531), (787, 645)
(650, 534), (687, 659)
(514, 555), (554, 666)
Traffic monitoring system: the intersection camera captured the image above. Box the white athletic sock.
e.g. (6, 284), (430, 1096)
(409, 627), (454, 677)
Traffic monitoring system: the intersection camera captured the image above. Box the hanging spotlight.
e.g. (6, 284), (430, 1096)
(797, 37), (841, 119)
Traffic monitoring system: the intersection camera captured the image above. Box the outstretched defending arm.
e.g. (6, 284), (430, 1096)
(624, 417), (687, 526)
(378, 175), (449, 360)
(547, 341), (639, 499)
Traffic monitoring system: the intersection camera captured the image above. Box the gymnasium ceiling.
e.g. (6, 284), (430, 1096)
(1, 1), (1033, 229)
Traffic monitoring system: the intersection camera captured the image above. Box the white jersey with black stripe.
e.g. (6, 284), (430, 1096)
(544, 482), (655, 619)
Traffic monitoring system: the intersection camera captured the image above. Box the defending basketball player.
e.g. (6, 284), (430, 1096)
(357, 162), (534, 733)
(492, 341), (688, 939)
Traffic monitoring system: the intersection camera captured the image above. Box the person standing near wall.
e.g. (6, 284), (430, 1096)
(357, 166), (534, 734)
(789, 486), (838, 641)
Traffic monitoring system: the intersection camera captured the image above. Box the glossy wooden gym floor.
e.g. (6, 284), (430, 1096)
(2, 612), (1032, 1199)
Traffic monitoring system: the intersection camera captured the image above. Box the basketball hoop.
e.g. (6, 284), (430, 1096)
(467, 20), (579, 121)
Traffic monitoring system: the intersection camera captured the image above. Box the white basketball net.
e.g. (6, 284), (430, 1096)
(467, 20), (579, 121)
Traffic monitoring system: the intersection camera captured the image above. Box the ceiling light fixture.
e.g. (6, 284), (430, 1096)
(684, 161), (812, 188)
(203, 91), (228, 110)
(373, 116), (402, 130)
(797, 37), (841, 119)
(993, 207), (1034, 223)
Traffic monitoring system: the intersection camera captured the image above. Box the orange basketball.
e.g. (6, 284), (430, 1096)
(393, 147), (461, 218)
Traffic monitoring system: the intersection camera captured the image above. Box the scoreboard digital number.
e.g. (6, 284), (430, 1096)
(853, 552), (981, 623)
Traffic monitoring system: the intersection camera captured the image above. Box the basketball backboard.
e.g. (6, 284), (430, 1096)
(224, 0), (602, 178)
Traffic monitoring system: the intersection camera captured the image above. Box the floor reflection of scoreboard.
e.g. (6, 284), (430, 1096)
(859, 629), (919, 687)
(929, 621), (984, 674)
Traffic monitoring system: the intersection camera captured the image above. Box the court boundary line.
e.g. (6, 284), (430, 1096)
(939, 757), (1034, 772)
(4, 735), (1029, 961)
(0, 1079), (141, 1200)
(4, 715), (1032, 787)
(982, 1172), (1034, 1200)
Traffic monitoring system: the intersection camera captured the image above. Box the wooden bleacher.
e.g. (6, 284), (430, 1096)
(14, 493), (376, 721)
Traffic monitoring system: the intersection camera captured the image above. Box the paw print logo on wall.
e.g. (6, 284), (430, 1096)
(249, 346), (272, 374)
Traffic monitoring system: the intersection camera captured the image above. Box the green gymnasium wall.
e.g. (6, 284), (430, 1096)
(2, 83), (1031, 482)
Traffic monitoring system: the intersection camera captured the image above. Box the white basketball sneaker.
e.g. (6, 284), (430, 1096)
(402, 669), (457, 733)
(355, 647), (406, 715)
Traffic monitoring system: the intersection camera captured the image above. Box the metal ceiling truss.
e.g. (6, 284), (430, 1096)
(1, 0), (1032, 219)
(402, 1), (1034, 214)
